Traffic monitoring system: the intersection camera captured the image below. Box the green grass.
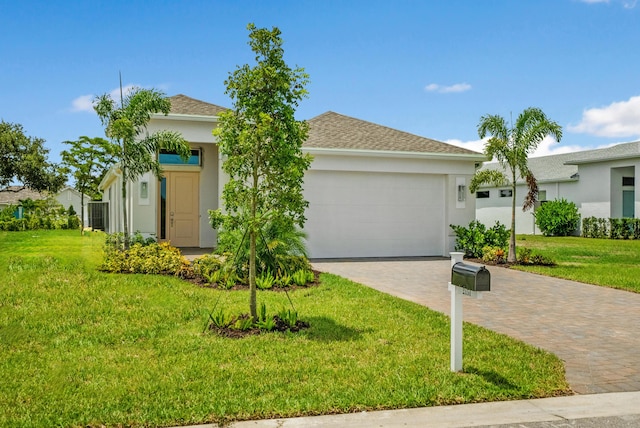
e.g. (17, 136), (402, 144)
(514, 235), (640, 293)
(0, 230), (569, 427)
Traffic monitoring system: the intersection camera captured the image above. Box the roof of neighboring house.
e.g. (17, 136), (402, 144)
(167, 94), (227, 116)
(564, 140), (640, 165)
(0, 186), (47, 205)
(304, 111), (482, 156)
(479, 140), (640, 185)
(480, 153), (580, 185)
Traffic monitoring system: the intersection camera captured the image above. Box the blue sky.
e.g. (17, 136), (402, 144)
(2, 0), (640, 164)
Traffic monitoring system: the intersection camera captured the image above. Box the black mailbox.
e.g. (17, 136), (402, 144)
(451, 262), (490, 292)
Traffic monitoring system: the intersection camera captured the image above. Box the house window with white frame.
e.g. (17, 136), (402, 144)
(499, 189), (512, 197)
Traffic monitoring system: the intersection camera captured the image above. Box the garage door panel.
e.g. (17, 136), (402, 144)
(304, 170), (444, 258)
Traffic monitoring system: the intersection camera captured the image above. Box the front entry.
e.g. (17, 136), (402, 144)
(160, 171), (200, 247)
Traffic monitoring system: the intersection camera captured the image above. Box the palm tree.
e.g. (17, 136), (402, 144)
(94, 86), (191, 249)
(470, 108), (562, 263)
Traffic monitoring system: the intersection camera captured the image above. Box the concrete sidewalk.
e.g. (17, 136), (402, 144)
(182, 391), (640, 427)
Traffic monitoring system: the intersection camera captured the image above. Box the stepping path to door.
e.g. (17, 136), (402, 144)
(311, 258), (640, 394)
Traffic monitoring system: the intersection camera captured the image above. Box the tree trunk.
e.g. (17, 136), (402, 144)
(80, 191), (85, 235)
(508, 180), (517, 263)
(248, 152), (259, 320)
(249, 229), (257, 320)
(121, 172), (129, 250)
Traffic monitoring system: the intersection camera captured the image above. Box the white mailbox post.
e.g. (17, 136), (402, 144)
(448, 252), (490, 372)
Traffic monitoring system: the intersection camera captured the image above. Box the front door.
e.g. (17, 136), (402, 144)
(623, 190), (635, 218)
(161, 171), (199, 247)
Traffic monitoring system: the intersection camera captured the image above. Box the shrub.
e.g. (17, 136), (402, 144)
(534, 198), (580, 236)
(516, 247), (555, 266)
(482, 246), (506, 264)
(100, 240), (191, 275)
(450, 220), (509, 258)
(212, 217), (310, 278)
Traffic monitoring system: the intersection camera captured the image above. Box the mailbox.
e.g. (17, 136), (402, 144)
(451, 262), (490, 292)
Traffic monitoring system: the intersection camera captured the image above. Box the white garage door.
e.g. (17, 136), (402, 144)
(303, 170), (445, 258)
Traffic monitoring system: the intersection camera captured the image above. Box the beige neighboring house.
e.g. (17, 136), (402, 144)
(0, 186), (46, 210)
(99, 94), (486, 258)
(0, 185), (88, 224)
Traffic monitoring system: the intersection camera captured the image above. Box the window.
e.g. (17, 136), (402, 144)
(538, 190), (547, 202)
(623, 176), (635, 186)
(499, 189), (512, 197)
(476, 191), (490, 199)
(159, 149), (201, 166)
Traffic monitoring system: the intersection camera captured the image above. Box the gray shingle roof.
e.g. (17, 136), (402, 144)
(304, 111), (482, 155)
(564, 140), (640, 164)
(0, 186), (46, 205)
(480, 153), (579, 184)
(167, 94), (227, 116)
(479, 141), (640, 184)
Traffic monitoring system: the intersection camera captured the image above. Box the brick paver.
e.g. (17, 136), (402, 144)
(312, 258), (640, 394)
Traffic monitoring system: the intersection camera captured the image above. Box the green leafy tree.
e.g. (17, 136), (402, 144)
(0, 120), (66, 193)
(211, 24), (311, 319)
(61, 136), (118, 232)
(470, 108), (562, 262)
(94, 86), (191, 248)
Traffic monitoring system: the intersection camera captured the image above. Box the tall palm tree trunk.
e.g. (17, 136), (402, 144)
(508, 171), (517, 263)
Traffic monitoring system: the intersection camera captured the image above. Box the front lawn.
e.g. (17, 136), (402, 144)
(514, 235), (640, 293)
(0, 230), (569, 427)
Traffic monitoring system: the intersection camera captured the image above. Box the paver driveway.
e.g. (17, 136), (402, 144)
(311, 258), (640, 394)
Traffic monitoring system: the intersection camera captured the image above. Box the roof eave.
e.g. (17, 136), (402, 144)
(151, 113), (220, 123)
(303, 146), (487, 161)
(565, 153), (640, 165)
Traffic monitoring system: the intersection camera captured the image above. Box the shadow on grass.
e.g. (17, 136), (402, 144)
(465, 366), (518, 390)
(305, 316), (373, 342)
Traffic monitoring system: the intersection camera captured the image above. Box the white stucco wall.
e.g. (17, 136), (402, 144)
(475, 180), (579, 235)
(55, 187), (88, 226)
(303, 150), (478, 257)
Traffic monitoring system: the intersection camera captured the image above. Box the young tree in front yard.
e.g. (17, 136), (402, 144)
(470, 108), (562, 263)
(211, 23), (311, 319)
(94, 86), (191, 249)
(0, 120), (66, 193)
(61, 136), (118, 233)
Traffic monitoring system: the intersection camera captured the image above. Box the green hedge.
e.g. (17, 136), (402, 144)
(0, 199), (80, 231)
(582, 216), (640, 239)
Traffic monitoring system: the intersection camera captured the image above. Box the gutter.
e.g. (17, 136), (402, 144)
(151, 113), (220, 123)
(303, 147), (488, 162)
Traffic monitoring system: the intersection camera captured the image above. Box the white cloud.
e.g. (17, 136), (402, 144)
(425, 82), (471, 94)
(568, 95), (640, 138)
(108, 84), (139, 101)
(70, 84), (142, 113)
(70, 94), (95, 112)
(579, 0), (637, 7)
(446, 136), (587, 158)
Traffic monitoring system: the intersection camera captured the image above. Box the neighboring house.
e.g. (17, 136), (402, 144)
(475, 141), (640, 234)
(55, 186), (90, 226)
(99, 94), (485, 258)
(0, 186), (46, 211)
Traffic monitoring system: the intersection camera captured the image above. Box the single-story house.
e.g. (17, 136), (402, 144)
(99, 94), (486, 258)
(475, 141), (640, 234)
(0, 186), (45, 211)
(55, 186), (91, 225)
(0, 185), (87, 223)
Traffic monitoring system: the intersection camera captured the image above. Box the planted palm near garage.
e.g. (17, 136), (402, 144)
(470, 108), (562, 262)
